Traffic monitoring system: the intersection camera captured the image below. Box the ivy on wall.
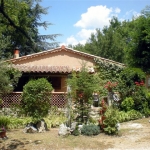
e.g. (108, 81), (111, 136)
(94, 58), (124, 82)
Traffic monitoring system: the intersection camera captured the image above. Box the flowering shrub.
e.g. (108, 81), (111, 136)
(67, 65), (100, 125)
(104, 81), (118, 91)
(116, 67), (146, 101)
(135, 81), (145, 86)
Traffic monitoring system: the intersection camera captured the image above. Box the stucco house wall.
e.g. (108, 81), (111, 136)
(8, 45), (125, 92)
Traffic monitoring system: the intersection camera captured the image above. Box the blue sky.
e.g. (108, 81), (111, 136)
(38, 0), (149, 46)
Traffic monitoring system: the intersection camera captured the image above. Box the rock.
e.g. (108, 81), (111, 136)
(23, 119), (48, 133)
(70, 122), (77, 132)
(116, 123), (121, 131)
(78, 125), (83, 133)
(23, 126), (37, 133)
(36, 119), (47, 133)
(58, 123), (70, 136)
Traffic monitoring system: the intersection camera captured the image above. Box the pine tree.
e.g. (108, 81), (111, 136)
(0, 0), (61, 58)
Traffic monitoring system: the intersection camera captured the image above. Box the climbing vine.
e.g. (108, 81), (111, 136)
(94, 58), (124, 82)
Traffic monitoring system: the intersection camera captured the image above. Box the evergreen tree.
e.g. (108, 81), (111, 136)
(0, 61), (21, 99)
(83, 17), (126, 63)
(125, 6), (150, 73)
(0, 0), (61, 58)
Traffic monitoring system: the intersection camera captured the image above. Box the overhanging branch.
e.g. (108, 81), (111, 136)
(0, 0), (35, 49)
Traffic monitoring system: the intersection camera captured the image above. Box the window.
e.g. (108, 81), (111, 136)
(48, 77), (61, 89)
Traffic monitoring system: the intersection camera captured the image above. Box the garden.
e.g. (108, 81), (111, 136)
(0, 60), (150, 149)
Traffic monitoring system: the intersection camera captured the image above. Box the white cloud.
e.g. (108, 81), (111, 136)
(66, 36), (78, 45)
(74, 5), (111, 28)
(77, 29), (96, 39)
(61, 29), (97, 46)
(64, 5), (122, 46)
(115, 8), (121, 13)
(74, 5), (120, 29)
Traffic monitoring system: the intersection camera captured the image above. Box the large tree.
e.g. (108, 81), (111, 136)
(0, 0), (60, 58)
(125, 6), (150, 73)
(82, 17), (126, 63)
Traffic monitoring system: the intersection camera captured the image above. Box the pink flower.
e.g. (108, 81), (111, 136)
(104, 81), (118, 90)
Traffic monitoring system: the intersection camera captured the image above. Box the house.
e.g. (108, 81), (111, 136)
(2, 45), (125, 108)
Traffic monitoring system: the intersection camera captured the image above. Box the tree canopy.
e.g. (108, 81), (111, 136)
(0, 0), (61, 58)
(74, 17), (127, 63)
(73, 6), (150, 73)
(125, 6), (150, 73)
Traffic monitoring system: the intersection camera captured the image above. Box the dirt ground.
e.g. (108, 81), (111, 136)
(0, 117), (150, 150)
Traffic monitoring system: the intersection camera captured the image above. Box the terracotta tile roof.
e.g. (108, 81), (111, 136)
(8, 45), (124, 66)
(8, 45), (125, 73)
(13, 65), (72, 73)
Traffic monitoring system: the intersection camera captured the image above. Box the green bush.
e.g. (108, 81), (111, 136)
(121, 97), (134, 112)
(0, 116), (10, 129)
(0, 116), (32, 129)
(127, 110), (143, 120)
(117, 110), (142, 123)
(0, 114), (67, 130)
(21, 78), (53, 121)
(103, 107), (119, 135)
(141, 102), (150, 117)
(44, 107), (67, 128)
(81, 124), (100, 136)
(117, 111), (130, 122)
(67, 64), (100, 125)
(117, 67), (146, 101)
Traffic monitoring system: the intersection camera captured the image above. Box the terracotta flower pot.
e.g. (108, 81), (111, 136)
(0, 131), (6, 138)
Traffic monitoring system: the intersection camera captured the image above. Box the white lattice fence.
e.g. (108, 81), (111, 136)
(1, 92), (22, 108)
(1, 92), (67, 108)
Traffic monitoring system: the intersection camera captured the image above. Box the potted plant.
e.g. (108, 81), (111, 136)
(0, 126), (7, 138)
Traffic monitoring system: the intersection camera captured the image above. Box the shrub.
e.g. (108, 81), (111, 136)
(117, 111), (130, 122)
(121, 97), (134, 112)
(117, 110), (143, 123)
(0, 116), (10, 129)
(141, 102), (150, 117)
(127, 110), (143, 120)
(103, 107), (119, 135)
(81, 124), (100, 136)
(117, 67), (146, 101)
(21, 78), (53, 121)
(0, 116), (33, 129)
(0, 62), (21, 99)
(44, 107), (67, 128)
(67, 64), (100, 124)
